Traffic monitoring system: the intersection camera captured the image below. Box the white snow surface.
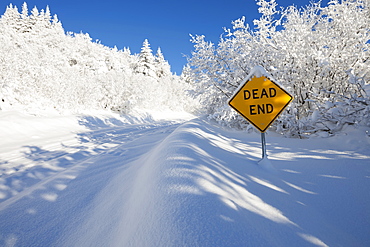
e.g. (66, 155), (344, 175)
(0, 110), (369, 247)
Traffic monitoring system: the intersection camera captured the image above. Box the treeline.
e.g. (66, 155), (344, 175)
(0, 3), (195, 113)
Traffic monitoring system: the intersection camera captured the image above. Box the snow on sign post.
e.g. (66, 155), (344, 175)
(228, 66), (293, 164)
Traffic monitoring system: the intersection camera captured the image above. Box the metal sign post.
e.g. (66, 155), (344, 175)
(261, 132), (267, 159)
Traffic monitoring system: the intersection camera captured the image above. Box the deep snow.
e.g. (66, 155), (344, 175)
(0, 110), (369, 247)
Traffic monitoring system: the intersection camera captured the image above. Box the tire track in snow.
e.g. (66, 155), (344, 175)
(0, 121), (180, 211)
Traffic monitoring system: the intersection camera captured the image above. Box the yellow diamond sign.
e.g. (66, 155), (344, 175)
(228, 74), (293, 133)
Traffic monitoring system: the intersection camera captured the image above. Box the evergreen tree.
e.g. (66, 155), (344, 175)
(21, 2), (28, 20)
(19, 2), (32, 32)
(135, 39), (156, 77)
(1, 4), (21, 30)
(30, 6), (39, 25)
(155, 47), (171, 78)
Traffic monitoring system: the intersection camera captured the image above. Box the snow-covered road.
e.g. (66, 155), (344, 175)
(0, 111), (183, 246)
(0, 111), (369, 246)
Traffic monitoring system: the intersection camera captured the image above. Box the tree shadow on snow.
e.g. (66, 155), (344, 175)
(0, 115), (141, 246)
(158, 119), (370, 247)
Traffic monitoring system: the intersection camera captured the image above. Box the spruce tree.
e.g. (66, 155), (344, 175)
(135, 39), (156, 77)
(1, 4), (21, 31)
(155, 47), (171, 78)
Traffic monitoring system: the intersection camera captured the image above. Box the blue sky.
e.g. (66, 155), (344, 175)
(4, 0), (329, 74)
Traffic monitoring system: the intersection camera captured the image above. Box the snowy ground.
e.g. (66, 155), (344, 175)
(0, 110), (369, 247)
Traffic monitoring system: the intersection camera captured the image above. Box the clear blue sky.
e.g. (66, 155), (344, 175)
(4, 0), (329, 74)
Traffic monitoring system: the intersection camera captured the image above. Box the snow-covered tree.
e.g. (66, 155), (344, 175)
(135, 39), (157, 77)
(155, 47), (171, 78)
(1, 4), (21, 30)
(21, 2), (28, 20)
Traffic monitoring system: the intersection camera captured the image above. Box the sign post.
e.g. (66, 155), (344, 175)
(261, 132), (267, 159)
(228, 66), (293, 162)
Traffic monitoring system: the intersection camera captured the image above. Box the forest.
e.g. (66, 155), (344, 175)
(0, 2), (195, 114)
(0, 0), (369, 137)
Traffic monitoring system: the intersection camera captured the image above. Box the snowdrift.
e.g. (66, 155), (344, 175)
(65, 118), (370, 247)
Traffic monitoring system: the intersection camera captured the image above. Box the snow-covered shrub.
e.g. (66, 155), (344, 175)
(186, 0), (369, 137)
